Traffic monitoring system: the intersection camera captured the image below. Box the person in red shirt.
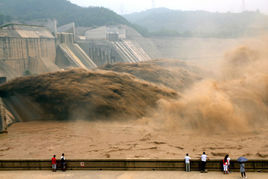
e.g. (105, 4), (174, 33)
(51, 155), (57, 172)
(223, 155), (229, 174)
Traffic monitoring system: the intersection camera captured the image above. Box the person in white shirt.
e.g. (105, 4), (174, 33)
(184, 153), (191, 172)
(227, 155), (231, 173)
(201, 152), (207, 172)
(61, 153), (66, 171)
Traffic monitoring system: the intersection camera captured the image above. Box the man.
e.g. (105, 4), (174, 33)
(184, 153), (191, 172)
(200, 152), (207, 172)
(51, 155), (57, 172)
(61, 153), (66, 171)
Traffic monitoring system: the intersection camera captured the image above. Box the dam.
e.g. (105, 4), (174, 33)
(0, 24), (58, 79)
(56, 32), (97, 69)
(77, 25), (151, 66)
(0, 22), (152, 133)
(0, 23), (151, 80)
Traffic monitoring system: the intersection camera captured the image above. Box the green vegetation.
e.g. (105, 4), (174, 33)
(125, 8), (268, 38)
(0, 0), (129, 26)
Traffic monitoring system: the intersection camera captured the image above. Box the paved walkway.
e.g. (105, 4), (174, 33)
(0, 171), (267, 179)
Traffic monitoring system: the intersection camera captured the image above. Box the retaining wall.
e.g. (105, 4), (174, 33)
(0, 36), (56, 78)
(0, 159), (267, 171)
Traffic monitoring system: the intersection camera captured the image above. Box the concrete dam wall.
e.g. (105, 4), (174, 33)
(0, 23), (151, 80)
(79, 39), (151, 66)
(112, 40), (151, 63)
(79, 40), (127, 66)
(0, 98), (7, 133)
(56, 33), (97, 69)
(0, 24), (58, 79)
(0, 97), (16, 133)
(0, 24), (99, 80)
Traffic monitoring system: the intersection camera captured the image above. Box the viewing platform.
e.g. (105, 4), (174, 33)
(0, 159), (267, 172)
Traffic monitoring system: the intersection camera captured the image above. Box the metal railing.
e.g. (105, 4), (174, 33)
(0, 159), (267, 171)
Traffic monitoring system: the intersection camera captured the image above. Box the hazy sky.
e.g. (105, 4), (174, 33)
(69, 0), (268, 14)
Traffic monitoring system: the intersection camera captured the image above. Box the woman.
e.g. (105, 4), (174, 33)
(240, 162), (247, 178)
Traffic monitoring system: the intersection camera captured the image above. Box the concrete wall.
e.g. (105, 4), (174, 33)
(56, 33), (97, 69)
(112, 40), (151, 62)
(0, 37), (57, 78)
(0, 24), (151, 80)
(107, 26), (126, 39)
(0, 96), (16, 133)
(26, 19), (58, 35)
(78, 39), (151, 66)
(78, 40), (124, 66)
(0, 24), (58, 79)
(0, 37), (56, 61)
(56, 33), (74, 45)
(85, 27), (107, 40)
(58, 23), (75, 35)
(0, 159), (267, 171)
(0, 98), (7, 133)
(85, 26), (126, 40)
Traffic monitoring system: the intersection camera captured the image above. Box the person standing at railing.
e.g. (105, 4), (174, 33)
(240, 162), (247, 178)
(61, 153), (66, 171)
(184, 153), (191, 172)
(223, 155), (229, 174)
(227, 155), (231, 173)
(200, 152), (207, 173)
(51, 155), (57, 172)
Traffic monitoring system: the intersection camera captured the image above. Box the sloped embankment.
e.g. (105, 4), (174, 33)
(0, 69), (177, 121)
